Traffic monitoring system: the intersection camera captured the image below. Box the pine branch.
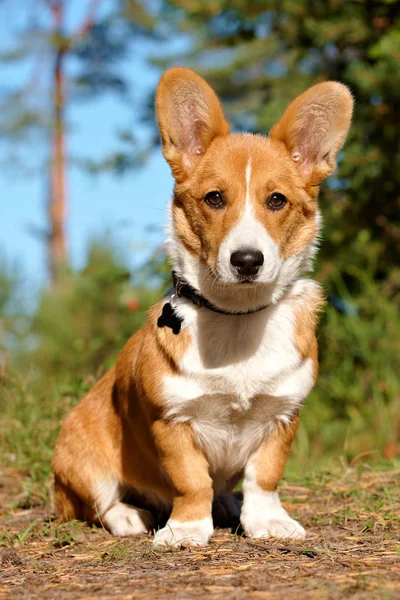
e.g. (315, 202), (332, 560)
(71, 0), (103, 46)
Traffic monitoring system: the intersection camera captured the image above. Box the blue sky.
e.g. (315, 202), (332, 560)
(0, 1), (183, 299)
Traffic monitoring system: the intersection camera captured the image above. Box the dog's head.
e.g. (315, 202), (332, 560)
(156, 68), (353, 311)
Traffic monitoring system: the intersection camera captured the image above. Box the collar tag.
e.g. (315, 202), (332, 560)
(157, 302), (183, 335)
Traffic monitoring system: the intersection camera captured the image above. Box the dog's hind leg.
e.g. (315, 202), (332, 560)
(95, 479), (154, 537)
(54, 475), (84, 521)
(102, 502), (154, 536)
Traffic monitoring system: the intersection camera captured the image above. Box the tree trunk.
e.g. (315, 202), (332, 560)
(48, 3), (68, 286)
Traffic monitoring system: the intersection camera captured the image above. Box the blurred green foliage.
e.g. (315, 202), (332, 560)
(0, 260), (26, 375)
(28, 241), (168, 382)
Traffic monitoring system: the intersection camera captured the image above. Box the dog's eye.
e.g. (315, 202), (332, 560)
(267, 192), (287, 211)
(204, 191), (225, 209)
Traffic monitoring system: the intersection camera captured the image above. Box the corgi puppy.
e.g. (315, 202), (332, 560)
(52, 68), (353, 547)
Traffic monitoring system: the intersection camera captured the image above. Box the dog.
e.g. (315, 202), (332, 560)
(52, 67), (353, 547)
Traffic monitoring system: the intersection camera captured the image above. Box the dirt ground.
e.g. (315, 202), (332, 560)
(0, 466), (399, 599)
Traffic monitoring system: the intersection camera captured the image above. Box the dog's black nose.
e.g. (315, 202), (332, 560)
(230, 248), (264, 276)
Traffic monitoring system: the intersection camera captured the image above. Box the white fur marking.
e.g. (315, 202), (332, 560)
(94, 479), (120, 517)
(245, 157), (252, 211)
(153, 517), (213, 547)
(102, 502), (153, 537)
(241, 462), (306, 539)
(164, 280), (318, 481)
(217, 212), (281, 284)
(271, 357), (314, 402)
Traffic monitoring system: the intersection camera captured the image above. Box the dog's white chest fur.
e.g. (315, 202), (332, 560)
(163, 279), (316, 483)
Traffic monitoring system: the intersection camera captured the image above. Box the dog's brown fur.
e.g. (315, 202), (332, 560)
(53, 68), (352, 541)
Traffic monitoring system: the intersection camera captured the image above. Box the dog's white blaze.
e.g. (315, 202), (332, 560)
(163, 279), (317, 482)
(153, 516), (213, 547)
(217, 154), (279, 284)
(245, 157), (252, 211)
(241, 461), (306, 539)
(217, 211), (281, 284)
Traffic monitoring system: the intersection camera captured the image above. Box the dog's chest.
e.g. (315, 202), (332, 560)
(162, 292), (315, 478)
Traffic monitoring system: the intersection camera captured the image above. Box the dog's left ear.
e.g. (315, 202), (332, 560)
(156, 67), (230, 182)
(270, 82), (353, 184)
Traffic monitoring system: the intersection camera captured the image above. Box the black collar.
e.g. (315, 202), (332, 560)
(157, 272), (270, 335)
(172, 271), (270, 316)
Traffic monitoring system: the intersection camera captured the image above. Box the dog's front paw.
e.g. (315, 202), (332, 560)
(243, 515), (306, 539)
(153, 517), (213, 547)
(241, 488), (306, 540)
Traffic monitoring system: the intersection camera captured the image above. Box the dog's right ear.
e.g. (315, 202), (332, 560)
(269, 81), (353, 185)
(156, 67), (230, 182)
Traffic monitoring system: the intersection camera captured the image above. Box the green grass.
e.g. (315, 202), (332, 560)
(0, 373), (89, 505)
(0, 520), (37, 547)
